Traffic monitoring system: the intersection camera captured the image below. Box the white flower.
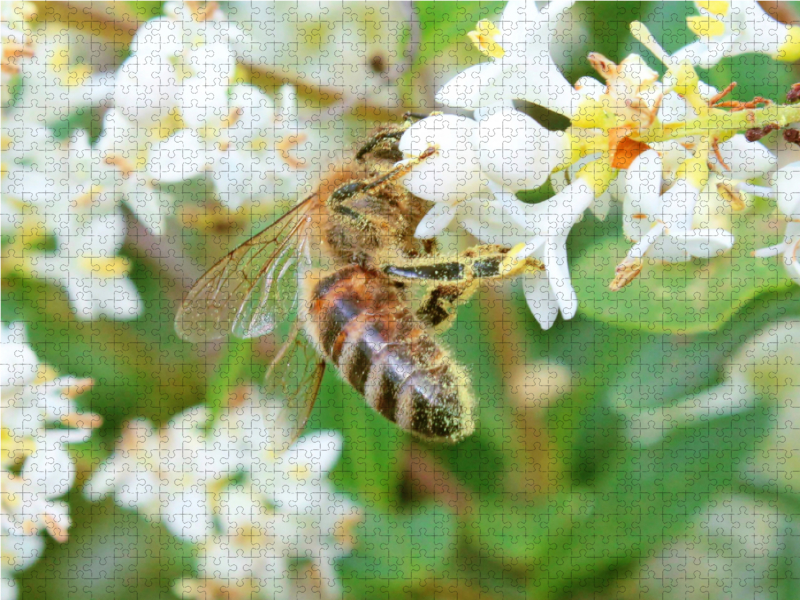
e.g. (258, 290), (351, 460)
(436, 0), (580, 117)
(27, 210), (142, 321)
(3, 129), (122, 238)
(229, 1), (406, 109)
(1, 324), (99, 590)
(754, 162), (800, 284)
(115, 6), (239, 127)
(463, 180), (594, 329)
(147, 84), (317, 210)
(94, 110), (171, 234)
(476, 107), (570, 192)
(398, 114), (488, 238)
(250, 430), (343, 511)
(675, 0), (800, 68)
(512, 181), (595, 329)
(398, 110), (569, 239)
(87, 386), (360, 596)
(85, 405), (245, 543)
(622, 150), (734, 263)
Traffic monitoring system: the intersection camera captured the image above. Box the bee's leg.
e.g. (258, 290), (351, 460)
(382, 244), (543, 330)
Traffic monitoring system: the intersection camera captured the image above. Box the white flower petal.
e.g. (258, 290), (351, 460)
(414, 202), (457, 239)
(679, 229), (736, 258)
(477, 108), (567, 191)
(624, 150), (662, 219)
(543, 239), (578, 319)
(775, 162), (800, 219)
(784, 238), (800, 285)
(523, 272), (560, 330)
(149, 130), (207, 183)
(435, 63), (508, 109)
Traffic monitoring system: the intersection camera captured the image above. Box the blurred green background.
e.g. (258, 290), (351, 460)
(4, 2), (800, 599)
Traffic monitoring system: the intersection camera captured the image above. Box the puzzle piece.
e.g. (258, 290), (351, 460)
(3, 2), (800, 599)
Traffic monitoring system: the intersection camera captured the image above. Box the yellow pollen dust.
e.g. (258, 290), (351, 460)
(468, 20), (505, 59)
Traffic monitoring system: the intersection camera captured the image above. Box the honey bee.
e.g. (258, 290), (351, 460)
(174, 116), (543, 446)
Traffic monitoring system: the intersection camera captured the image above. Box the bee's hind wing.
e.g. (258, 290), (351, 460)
(262, 320), (327, 453)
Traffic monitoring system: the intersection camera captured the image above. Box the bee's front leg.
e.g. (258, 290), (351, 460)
(381, 245), (543, 330)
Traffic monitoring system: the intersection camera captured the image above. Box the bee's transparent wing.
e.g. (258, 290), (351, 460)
(263, 321), (327, 453)
(175, 193), (321, 342)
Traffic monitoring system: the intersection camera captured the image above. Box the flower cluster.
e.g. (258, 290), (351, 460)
(2, 1), (326, 321)
(84, 386), (361, 599)
(1, 324), (101, 600)
(396, 0), (800, 329)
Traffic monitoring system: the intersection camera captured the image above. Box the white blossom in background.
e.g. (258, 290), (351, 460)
(228, 1), (408, 110)
(436, 0), (580, 117)
(26, 209), (142, 321)
(149, 84), (318, 210)
(85, 404), (244, 542)
(754, 162), (800, 284)
(617, 494), (790, 600)
(2, 9), (116, 121)
(94, 110), (171, 234)
(114, 1), (241, 127)
(0, 2), (35, 101)
(1, 323), (100, 600)
(86, 387), (361, 597)
(675, 0), (800, 68)
(619, 319), (799, 447)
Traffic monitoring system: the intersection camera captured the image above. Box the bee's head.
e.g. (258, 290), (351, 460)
(355, 123), (409, 163)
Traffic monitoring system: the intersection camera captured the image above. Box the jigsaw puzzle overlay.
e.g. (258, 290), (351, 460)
(2, 1), (800, 599)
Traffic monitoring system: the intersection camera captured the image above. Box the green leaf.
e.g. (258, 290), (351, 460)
(340, 503), (458, 596)
(571, 207), (795, 335)
(205, 337), (253, 427)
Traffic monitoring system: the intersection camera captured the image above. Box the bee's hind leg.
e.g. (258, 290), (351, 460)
(382, 244), (543, 330)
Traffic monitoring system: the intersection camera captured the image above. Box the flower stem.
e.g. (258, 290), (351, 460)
(632, 104), (800, 144)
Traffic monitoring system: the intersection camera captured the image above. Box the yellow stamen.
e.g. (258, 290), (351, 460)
(104, 154), (135, 178)
(609, 257), (644, 291)
(60, 377), (95, 399)
(716, 181), (746, 211)
(220, 106), (243, 128)
(34, 364), (59, 385)
(277, 133), (308, 170)
(467, 20), (505, 59)
(676, 138), (710, 190)
(60, 412), (102, 430)
(44, 513), (69, 543)
(77, 256), (132, 278)
(577, 157), (615, 196)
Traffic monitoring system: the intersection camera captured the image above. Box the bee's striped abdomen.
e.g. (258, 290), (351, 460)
(306, 266), (474, 442)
